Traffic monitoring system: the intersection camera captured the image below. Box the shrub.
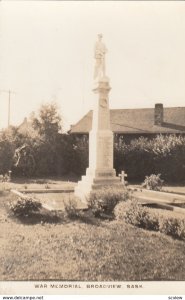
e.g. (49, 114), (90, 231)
(114, 200), (130, 220)
(9, 196), (42, 217)
(142, 174), (164, 191)
(114, 200), (159, 231)
(87, 187), (131, 216)
(159, 217), (185, 240)
(114, 199), (185, 240)
(141, 208), (159, 231)
(0, 128), (15, 175)
(0, 173), (11, 183)
(114, 134), (185, 183)
(115, 199), (140, 225)
(64, 198), (79, 219)
(114, 137), (154, 181)
(114, 199), (144, 226)
(59, 135), (88, 177)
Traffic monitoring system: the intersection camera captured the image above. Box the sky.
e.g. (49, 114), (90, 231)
(0, 1), (185, 131)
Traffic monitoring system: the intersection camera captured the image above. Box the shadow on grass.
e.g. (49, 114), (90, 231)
(72, 210), (102, 226)
(11, 209), (67, 225)
(10, 208), (109, 226)
(0, 190), (10, 197)
(68, 209), (115, 227)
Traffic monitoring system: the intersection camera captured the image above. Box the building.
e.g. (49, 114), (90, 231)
(70, 104), (185, 142)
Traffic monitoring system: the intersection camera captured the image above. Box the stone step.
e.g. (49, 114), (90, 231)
(91, 183), (124, 189)
(93, 177), (121, 184)
(81, 175), (121, 184)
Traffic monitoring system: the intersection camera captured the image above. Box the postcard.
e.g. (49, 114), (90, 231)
(0, 1), (185, 298)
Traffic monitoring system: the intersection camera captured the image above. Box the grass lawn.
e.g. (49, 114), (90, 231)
(0, 176), (77, 192)
(131, 183), (185, 195)
(162, 186), (185, 195)
(0, 191), (185, 281)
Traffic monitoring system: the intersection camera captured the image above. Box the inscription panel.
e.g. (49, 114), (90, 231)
(98, 172), (113, 176)
(98, 136), (113, 168)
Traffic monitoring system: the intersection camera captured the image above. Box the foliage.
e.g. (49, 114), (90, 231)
(114, 134), (185, 183)
(2, 105), (185, 181)
(0, 117), (88, 178)
(114, 199), (185, 240)
(114, 199), (159, 230)
(159, 217), (185, 240)
(114, 136), (153, 181)
(0, 128), (15, 174)
(1, 192), (185, 281)
(30, 102), (63, 176)
(56, 134), (88, 176)
(0, 173), (11, 182)
(64, 197), (79, 219)
(9, 196), (42, 217)
(87, 187), (131, 216)
(0, 123), (41, 177)
(0, 172), (12, 191)
(31, 102), (62, 140)
(140, 208), (160, 231)
(13, 143), (37, 177)
(142, 174), (164, 191)
(28, 103), (88, 177)
(3, 102), (64, 177)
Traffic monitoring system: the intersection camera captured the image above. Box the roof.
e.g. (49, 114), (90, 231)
(70, 107), (185, 134)
(18, 117), (38, 137)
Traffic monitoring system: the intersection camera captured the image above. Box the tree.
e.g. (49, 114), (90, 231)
(0, 102), (88, 178)
(0, 127), (16, 174)
(31, 102), (62, 142)
(30, 102), (63, 176)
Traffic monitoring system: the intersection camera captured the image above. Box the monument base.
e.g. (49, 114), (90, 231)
(74, 168), (124, 203)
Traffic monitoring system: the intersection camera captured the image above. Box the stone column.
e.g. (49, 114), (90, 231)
(89, 77), (114, 174)
(75, 76), (122, 202)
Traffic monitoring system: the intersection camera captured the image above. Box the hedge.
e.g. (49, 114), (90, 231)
(114, 135), (185, 183)
(1, 127), (185, 183)
(114, 199), (185, 240)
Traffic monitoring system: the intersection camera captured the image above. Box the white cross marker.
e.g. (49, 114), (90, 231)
(119, 171), (128, 185)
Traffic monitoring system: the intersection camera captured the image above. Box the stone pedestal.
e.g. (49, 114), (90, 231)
(75, 77), (123, 202)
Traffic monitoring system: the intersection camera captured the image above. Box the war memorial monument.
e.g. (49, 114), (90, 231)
(75, 34), (123, 201)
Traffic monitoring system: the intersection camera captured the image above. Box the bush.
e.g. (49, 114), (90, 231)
(114, 134), (185, 183)
(64, 198), (79, 219)
(87, 187), (131, 216)
(159, 217), (185, 240)
(59, 135), (88, 177)
(114, 199), (143, 226)
(142, 174), (164, 191)
(114, 200), (130, 220)
(141, 208), (159, 231)
(114, 136), (154, 181)
(0, 128), (15, 174)
(9, 196), (42, 217)
(114, 199), (185, 240)
(114, 199), (159, 231)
